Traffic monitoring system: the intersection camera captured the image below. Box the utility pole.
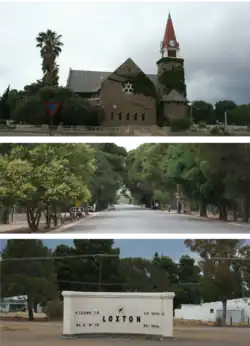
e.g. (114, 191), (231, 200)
(224, 111), (228, 127)
(98, 256), (103, 291)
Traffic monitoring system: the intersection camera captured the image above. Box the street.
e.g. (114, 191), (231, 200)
(2, 322), (250, 346)
(58, 204), (250, 234)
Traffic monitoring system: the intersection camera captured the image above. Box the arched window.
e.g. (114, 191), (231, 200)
(119, 112), (122, 121)
(126, 113), (130, 120)
(134, 113), (138, 121)
(142, 113), (145, 121)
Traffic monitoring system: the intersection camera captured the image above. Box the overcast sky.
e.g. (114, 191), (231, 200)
(1, 1), (250, 104)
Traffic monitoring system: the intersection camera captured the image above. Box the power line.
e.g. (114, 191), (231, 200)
(210, 257), (250, 261)
(0, 254), (119, 262)
(56, 280), (130, 286)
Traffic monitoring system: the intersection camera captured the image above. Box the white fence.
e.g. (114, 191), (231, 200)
(62, 291), (175, 338)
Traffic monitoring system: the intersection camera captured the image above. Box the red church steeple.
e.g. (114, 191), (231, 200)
(161, 13), (179, 58)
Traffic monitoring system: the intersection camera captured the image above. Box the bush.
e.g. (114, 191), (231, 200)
(170, 117), (191, 132)
(199, 121), (207, 129)
(44, 299), (63, 320)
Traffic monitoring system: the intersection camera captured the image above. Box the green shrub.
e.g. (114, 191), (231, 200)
(170, 117), (191, 132)
(44, 299), (63, 320)
(199, 121), (207, 129)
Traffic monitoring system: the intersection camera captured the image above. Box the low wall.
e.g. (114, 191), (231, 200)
(62, 291), (175, 339)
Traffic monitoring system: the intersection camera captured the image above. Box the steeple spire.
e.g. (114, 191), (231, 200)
(160, 13), (179, 58)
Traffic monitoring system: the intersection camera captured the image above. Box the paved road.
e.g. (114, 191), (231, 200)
(61, 204), (250, 234)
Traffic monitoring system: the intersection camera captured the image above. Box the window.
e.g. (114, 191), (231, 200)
(142, 113), (145, 121)
(126, 113), (130, 120)
(210, 309), (214, 313)
(111, 112), (114, 120)
(134, 113), (138, 121)
(119, 112), (122, 121)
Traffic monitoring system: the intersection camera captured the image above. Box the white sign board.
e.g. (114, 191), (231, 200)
(62, 291), (175, 338)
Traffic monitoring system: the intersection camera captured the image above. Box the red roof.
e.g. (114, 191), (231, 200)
(163, 13), (179, 49)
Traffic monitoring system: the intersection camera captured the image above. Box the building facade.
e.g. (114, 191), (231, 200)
(66, 14), (188, 126)
(175, 298), (250, 324)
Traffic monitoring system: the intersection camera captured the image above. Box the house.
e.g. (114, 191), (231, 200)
(66, 13), (189, 126)
(175, 298), (250, 324)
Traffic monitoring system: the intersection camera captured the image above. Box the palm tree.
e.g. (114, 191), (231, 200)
(36, 30), (63, 85)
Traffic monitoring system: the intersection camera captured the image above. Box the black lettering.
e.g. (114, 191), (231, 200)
(108, 316), (113, 322)
(136, 316), (141, 323)
(103, 316), (106, 322)
(116, 316), (120, 322)
(122, 316), (126, 322)
(129, 316), (133, 323)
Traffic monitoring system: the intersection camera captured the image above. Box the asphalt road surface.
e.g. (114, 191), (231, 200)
(62, 204), (250, 234)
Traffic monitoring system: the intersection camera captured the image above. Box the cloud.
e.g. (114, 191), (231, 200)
(0, 1), (249, 104)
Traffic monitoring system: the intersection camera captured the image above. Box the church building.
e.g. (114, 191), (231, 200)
(66, 14), (188, 126)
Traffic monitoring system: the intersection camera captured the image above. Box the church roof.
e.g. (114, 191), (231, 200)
(162, 89), (188, 103)
(66, 69), (158, 93)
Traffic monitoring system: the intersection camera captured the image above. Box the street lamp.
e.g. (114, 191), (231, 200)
(188, 102), (193, 122)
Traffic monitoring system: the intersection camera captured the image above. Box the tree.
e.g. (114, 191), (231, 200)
(153, 253), (201, 308)
(53, 240), (121, 292)
(36, 30), (63, 85)
(229, 104), (250, 126)
(191, 101), (214, 124)
(0, 86), (11, 121)
(185, 239), (246, 326)
(0, 144), (95, 230)
(90, 144), (127, 210)
(12, 86), (103, 126)
(214, 100), (237, 124)
(120, 257), (170, 292)
(0, 240), (58, 321)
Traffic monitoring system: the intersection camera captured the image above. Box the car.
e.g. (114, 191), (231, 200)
(88, 206), (95, 213)
(108, 205), (115, 211)
(151, 203), (161, 210)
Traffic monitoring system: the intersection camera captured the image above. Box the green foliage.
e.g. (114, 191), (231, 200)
(159, 65), (186, 96)
(1, 238), (249, 322)
(36, 29), (63, 85)
(191, 101), (215, 124)
(170, 117), (191, 132)
(12, 85), (103, 126)
(0, 240), (58, 321)
(0, 144), (94, 229)
(157, 57), (184, 65)
(109, 72), (157, 98)
(125, 72), (157, 98)
(44, 299), (63, 320)
(0, 86), (11, 120)
(125, 143), (250, 221)
(185, 239), (247, 325)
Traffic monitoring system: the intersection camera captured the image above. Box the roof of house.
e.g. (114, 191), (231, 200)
(162, 89), (188, 103)
(66, 69), (158, 93)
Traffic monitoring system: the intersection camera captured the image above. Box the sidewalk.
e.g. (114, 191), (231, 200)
(163, 210), (250, 229)
(0, 213), (96, 233)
